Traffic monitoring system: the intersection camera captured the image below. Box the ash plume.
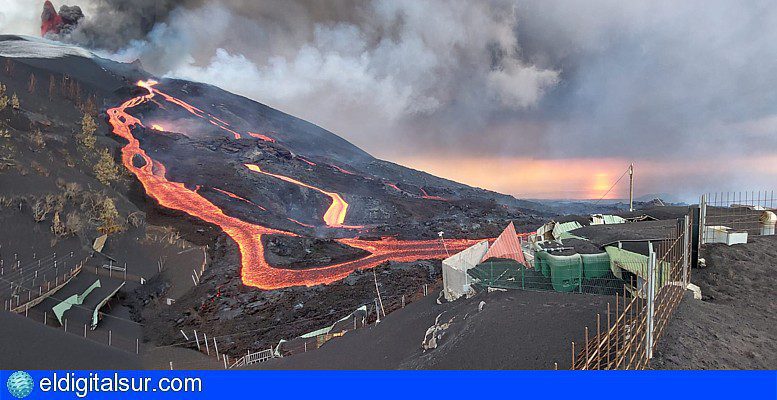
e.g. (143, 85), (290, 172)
(40, 1), (83, 37)
(2, 0), (776, 197)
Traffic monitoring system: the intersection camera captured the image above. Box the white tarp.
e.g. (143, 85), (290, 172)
(442, 241), (489, 301)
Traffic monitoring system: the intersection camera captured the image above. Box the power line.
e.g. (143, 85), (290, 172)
(593, 163), (633, 205)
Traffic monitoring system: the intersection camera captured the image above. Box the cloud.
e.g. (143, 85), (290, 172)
(60, 0), (562, 152)
(3, 0), (777, 197)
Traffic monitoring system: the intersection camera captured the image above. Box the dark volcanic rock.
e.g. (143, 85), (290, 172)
(263, 235), (370, 269)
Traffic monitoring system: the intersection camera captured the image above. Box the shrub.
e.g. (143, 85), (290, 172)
(127, 211), (146, 228)
(10, 93), (19, 110)
(64, 211), (83, 235)
(30, 128), (45, 150)
(31, 198), (51, 222)
(51, 212), (67, 236)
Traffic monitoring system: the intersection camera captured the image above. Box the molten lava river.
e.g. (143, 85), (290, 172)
(108, 81), (478, 290)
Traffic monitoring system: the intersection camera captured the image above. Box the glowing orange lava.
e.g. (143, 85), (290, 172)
(108, 80), (480, 289)
(330, 164), (357, 175)
(420, 187), (447, 201)
(245, 163), (348, 227)
(298, 157), (317, 167)
(247, 132), (276, 143)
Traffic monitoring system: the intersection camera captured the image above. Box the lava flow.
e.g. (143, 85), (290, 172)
(108, 80), (479, 289)
(245, 163), (350, 227)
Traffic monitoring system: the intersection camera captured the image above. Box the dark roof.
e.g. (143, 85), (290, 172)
(571, 219), (679, 248)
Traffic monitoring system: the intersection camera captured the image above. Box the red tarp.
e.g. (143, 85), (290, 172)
(481, 221), (527, 265)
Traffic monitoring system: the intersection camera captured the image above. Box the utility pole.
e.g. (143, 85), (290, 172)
(438, 231), (450, 257)
(628, 163), (635, 212)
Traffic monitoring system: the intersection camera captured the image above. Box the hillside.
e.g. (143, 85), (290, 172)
(0, 35), (548, 363)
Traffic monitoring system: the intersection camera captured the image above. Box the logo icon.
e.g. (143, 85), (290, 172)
(6, 371), (34, 399)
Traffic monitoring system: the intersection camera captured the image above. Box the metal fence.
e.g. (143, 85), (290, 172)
(570, 215), (691, 369)
(1, 252), (88, 313)
(701, 191), (776, 243)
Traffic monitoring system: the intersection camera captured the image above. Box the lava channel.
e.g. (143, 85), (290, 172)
(108, 80), (478, 289)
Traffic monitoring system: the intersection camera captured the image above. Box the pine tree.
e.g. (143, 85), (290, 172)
(98, 198), (123, 234)
(94, 148), (119, 185)
(0, 83), (8, 110)
(78, 114), (97, 149)
(51, 212), (66, 236)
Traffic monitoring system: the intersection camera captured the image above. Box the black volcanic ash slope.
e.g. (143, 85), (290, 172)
(0, 35), (548, 362)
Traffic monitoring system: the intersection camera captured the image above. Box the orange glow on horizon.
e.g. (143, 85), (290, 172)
(394, 156), (630, 199)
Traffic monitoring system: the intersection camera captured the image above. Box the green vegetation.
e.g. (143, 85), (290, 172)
(0, 83), (8, 110)
(98, 197), (123, 234)
(78, 113), (97, 149)
(94, 148), (119, 185)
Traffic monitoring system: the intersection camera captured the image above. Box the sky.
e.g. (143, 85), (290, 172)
(2, 0), (776, 201)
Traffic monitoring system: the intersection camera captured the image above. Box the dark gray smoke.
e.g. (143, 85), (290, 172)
(10, 0), (775, 198)
(62, 0), (202, 50)
(56, 5), (83, 34)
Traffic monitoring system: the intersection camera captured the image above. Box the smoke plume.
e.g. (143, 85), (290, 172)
(2, 0), (776, 198)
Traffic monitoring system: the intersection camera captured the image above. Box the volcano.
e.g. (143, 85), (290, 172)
(0, 35), (545, 291)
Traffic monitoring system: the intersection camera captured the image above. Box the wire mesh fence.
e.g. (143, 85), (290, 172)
(701, 191), (776, 243)
(17, 305), (143, 355)
(570, 215), (691, 370)
(1, 253), (88, 313)
(471, 256), (627, 296)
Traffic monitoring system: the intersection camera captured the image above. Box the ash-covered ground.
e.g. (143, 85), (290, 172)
(0, 36), (551, 368)
(653, 236), (777, 369)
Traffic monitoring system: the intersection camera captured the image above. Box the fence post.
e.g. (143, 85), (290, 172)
(682, 215), (690, 286)
(490, 261), (493, 286)
(194, 330), (201, 351)
(646, 251), (656, 360)
(204, 333), (210, 355)
(699, 194), (707, 244)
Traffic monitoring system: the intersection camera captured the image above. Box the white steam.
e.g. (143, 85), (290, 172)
(97, 0), (560, 153)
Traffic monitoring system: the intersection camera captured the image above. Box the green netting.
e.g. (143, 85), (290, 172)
(469, 259), (551, 291)
(52, 279), (101, 325)
(581, 252), (610, 279)
(472, 254), (626, 296)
